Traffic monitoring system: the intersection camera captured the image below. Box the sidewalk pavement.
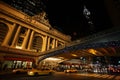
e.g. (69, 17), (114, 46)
(0, 70), (12, 75)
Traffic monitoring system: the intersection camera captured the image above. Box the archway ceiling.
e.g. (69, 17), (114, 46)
(52, 47), (120, 60)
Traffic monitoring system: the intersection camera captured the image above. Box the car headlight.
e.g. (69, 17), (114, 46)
(27, 71), (34, 76)
(12, 70), (17, 73)
(29, 71), (33, 74)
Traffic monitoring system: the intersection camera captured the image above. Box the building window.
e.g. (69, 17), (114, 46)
(0, 22), (8, 45)
(17, 37), (24, 46)
(57, 41), (63, 47)
(32, 36), (43, 52)
(20, 27), (27, 36)
(16, 37), (24, 49)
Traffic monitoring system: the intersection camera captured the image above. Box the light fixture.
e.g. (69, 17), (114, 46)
(88, 49), (97, 55)
(16, 46), (22, 49)
(71, 54), (77, 57)
(44, 57), (62, 61)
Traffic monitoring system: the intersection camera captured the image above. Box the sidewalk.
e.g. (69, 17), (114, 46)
(0, 70), (12, 75)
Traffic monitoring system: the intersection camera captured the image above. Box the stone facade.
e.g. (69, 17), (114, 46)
(0, 1), (71, 69)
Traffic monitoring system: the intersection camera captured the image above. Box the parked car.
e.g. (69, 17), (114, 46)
(12, 68), (32, 74)
(64, 68), (78, 73)
(27, 68), (55, 76)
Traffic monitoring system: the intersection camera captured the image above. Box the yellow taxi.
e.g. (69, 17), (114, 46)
(12, 68), (32, 74)
(27, 68), (54, 76)
(64, 68), (78, 73)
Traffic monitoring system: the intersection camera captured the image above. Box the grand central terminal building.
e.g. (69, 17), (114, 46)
(0, 1), (71, 70)
(0, 0), (120, 73)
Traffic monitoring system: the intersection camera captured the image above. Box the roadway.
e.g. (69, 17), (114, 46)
(0, 72), (120, 80)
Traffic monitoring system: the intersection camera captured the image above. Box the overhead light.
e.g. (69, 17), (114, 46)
(16, 46), (22, 49)
(88, 49), (97, 55)
(71, 54), (77, 57)
(44, 57), (62, 61)
(58, 57), (65, 59)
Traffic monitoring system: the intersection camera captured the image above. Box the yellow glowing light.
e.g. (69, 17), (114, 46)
(45, 57), (62, 61)
(88, 49), (97, 55)
(71, 54), (77, 57)
(16, 46), (22, 49)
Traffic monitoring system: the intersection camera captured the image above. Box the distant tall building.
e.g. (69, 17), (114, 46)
(2, 0), (48, 16)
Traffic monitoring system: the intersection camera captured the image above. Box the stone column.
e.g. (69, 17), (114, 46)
(55, 40), (58, 47)
(47, 37), (50, 50)
(22, 29), (30, 49)
(11, 25), (21, 47)
(52, 39), (56, 48)
(41, 36), (47, 51)
(2, 23), (16, 46)
(27, 30), (34, 50)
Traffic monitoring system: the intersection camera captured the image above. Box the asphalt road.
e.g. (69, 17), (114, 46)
(0, 72), (120, 80)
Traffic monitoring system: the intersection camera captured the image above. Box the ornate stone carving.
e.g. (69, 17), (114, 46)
(32, 11), (51, 26)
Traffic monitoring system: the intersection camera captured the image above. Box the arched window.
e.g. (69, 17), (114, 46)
(0, 22), (9, 45)
(32, 36), (43, 52)
(57, 41), (63, 47)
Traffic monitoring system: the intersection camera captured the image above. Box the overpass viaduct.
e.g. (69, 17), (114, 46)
(37, 27), (120, 64)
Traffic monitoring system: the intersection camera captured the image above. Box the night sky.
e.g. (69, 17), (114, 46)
(1, 0), (113, 41)
(46, 0), (113, 40)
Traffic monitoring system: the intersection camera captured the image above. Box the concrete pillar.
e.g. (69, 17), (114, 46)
(27, 30), (34, 50)
(11, 25), (21, 47)
(2, 23), (16, 46)
(33, 56), (43, 68)
(87, 56), (93, 64)
(32, 57), (39, 68)
(22, 29), (30, 49)
(41, 36), (47, 51)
